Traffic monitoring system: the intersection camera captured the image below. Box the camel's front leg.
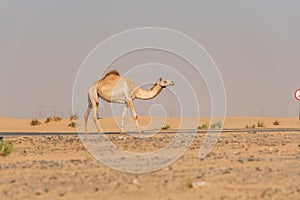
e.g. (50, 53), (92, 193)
(128, 101), (141, 133)
(85, 82), (103, 134)
(120, 104), (128, 133)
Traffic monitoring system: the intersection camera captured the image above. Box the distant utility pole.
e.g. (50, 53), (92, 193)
(168, 110), (174, 117)
(249, 109), (254, 116)
(38, 105), (44, 118)
(69, 109), (73, 118)
(261, 108), (265, 117)
(280, 107), (287, 118)
(52, 105), (57, 116)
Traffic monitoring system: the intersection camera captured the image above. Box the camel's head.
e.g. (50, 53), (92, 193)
(157, 78), (174, 88)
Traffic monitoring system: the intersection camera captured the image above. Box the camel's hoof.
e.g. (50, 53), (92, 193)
(118, 135), (126, 140)
(120, 129), (126, 134)
(137, 129), (143, 134)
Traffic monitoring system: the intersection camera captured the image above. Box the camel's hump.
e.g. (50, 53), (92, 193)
(102, 70), (120, 79)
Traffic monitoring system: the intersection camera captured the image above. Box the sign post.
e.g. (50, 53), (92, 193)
(294, 89), (300, 120)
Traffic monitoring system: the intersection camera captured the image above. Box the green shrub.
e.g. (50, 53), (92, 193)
(210, 121), (222, 129)
(198, 123), (208, 129)
(31, 118), (41, 126)
(161, 124), (170, 130)
(0, 140), (13, 156)
(257, 121), (264, 128)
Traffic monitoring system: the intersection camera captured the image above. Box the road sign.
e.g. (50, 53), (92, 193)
(295, 89), (300, 120)
(294, 89), (300, 101)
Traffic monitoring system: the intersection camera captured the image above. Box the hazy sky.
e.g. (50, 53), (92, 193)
(0, 0), (300, 118)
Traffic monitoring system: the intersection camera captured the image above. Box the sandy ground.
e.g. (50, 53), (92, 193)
(0, 117), (300, 199)
(0, 132), (299, 200)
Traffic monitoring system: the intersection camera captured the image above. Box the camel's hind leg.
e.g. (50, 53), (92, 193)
(84, 98), (92, 134)
(85, 83), (102, 134)
(92, 101), (102, 133)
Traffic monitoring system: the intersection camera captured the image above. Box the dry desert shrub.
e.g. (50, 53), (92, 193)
(68, 122), (78, 128)
(45, 116), (62, 123)
(70, 113), (79, 121)
(245, 124), (256, 129)
(31, 118), (41, 126)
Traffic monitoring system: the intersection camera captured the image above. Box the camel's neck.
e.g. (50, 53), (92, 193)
(135, 83), (163, 100)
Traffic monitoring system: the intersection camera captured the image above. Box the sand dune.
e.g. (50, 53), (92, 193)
(0, 116), (299, 133)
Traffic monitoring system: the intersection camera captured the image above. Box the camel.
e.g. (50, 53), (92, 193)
(84, 70), (174, 133)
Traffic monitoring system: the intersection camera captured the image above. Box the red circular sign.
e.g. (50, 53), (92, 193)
(294, 89), (300, 101)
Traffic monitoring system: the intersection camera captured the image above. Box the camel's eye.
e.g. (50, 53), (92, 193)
(164, 81), (167, 83)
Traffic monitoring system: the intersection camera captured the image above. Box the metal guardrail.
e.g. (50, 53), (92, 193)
(1, 128), (300, 137)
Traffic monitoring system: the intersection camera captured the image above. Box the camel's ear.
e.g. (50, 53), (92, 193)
(159, 78), (162, 82)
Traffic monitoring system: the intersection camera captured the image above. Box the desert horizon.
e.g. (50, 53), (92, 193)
(1, 115), (300, 133)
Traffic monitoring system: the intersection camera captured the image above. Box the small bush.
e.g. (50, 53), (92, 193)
(198, 124), (208, 129)
(31, 118), (41, 126)
(45, 116), (62, 123)
(45, 117), (51, 123)
(273, 120), (280, 126)
(70, 113), (79, 121)
(52, 116), (62, 121)
(68, 122), (78, 128)
(0, 140), (13, 156)
(161, 124), (170, 130)
(210, 121), (222, 129)
(257, 121), (264, 128)
(246, 124), (256, 129)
